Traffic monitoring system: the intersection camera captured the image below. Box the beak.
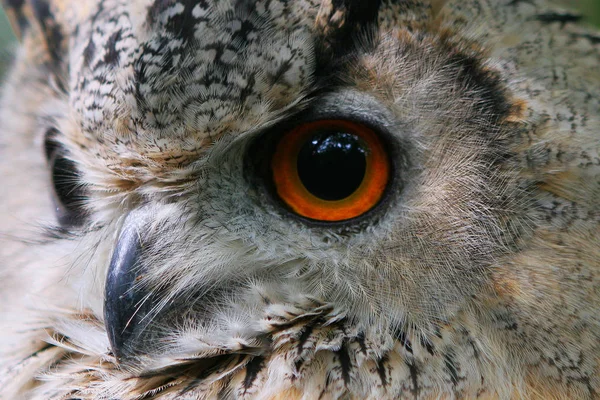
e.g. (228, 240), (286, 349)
(104, 210), (152, 361)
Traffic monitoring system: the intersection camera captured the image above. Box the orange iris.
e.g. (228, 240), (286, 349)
(271, 119), (390, 222)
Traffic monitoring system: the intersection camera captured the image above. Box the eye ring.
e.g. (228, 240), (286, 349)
(271, 119), (390, 222)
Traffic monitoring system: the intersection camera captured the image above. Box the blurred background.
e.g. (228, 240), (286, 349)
(0, 1), (599, 77)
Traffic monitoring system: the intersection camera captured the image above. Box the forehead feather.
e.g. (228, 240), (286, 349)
(68, 0), (320, 159)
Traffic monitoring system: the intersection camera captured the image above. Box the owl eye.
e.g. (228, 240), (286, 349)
(44, 131), (87, 227)
(270, 120), (390, 222)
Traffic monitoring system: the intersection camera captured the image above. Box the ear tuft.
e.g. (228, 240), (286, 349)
(3, 0), (29, 40)
(315, 0), (382, 59)
(2, 0), (64, 64)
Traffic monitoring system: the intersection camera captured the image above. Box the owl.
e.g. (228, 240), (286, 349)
(0, 0), (599, 398)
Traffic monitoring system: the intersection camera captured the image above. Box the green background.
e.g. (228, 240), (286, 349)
(0, 2), (599, 76)
(582, 0), (600, 26)
(0, 9), (14, 76)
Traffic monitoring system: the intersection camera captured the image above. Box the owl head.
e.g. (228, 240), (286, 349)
(1, 0), (599, 398)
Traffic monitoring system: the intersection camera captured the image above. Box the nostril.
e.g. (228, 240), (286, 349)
(104, 211), (152, 361)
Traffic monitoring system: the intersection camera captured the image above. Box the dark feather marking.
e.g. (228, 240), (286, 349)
(104, 29), (124, 65)
(419, 335), (435, 355)
(396, 331), (413, 354)
(83, 38), (97, 68)
(242, 356), (265, 391)
(444, 351), (460, 386)
(17, 342), (55, 367)
(507, 0), (535, 5)
(443, 51), (512, 119)
(376, 355), (388, 387)
(135, 354), (237, 394)
(463, 329), (480, 361)
(407, 360), (420, 400)
(297, 324), (315, 352)
(336, 340), (352, 385)
(356, 331), (367, 355)
(571, 33), (600, 45)
(146, 0), (202, 40)
(293, 324), (315, 372)
(267, 314), (329, 331)
(534, 12), (583, 25)
(179, 354), (242, 395)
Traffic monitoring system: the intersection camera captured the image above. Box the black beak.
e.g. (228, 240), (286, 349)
(104, 211), (151, 360)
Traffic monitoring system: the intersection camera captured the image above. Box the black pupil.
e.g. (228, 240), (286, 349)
(297, 130), (367, 201)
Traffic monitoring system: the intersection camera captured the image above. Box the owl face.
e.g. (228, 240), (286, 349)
(3, 0), (598, 398)
(38, 0), (523, 359)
